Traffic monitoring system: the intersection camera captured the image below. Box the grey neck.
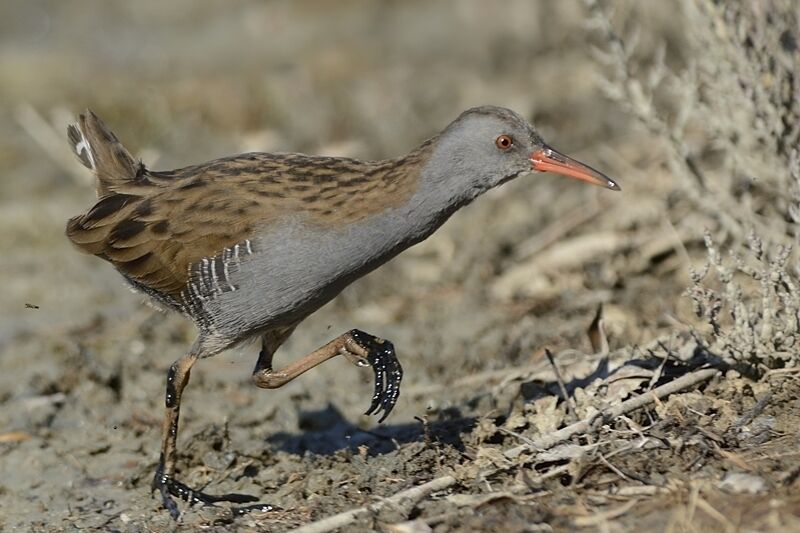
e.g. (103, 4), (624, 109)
(382, 143), (487, 250)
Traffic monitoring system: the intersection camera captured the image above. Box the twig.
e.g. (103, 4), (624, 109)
(505, 367), (719, 459)
(597, 452), (651, 485)
(765, 367), (800, 377)
(292, 475), (456, 533)
(545, 348), (579, 423)
(694, 495), (736, 529)
(573, 498), (640, 527)
(647, 339), (674, 391)
(497, 427), (539, 449)
(730, 393), (772, 429)
(406, 333), (685, 399)
(523, 463), (572, 488)
(597, 453), (635, 483)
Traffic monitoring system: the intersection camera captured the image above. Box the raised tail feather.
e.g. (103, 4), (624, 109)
(67, 110), (143, 197)
(65, 112), (189, 303)
(66, 111), (150, 257)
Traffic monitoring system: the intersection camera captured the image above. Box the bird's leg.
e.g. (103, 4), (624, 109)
(152, 346), (276, 519)
(151, 351), (199, 518)
(252, 329), (403, 421)
(253, 326), (297, 376)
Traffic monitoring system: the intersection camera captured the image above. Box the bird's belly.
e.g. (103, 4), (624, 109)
(202, 218), (414, 342)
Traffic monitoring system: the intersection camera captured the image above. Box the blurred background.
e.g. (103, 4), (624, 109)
(1, 0), (798, 530)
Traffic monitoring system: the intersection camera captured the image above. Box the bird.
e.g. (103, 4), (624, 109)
(65, 105), (619, 519)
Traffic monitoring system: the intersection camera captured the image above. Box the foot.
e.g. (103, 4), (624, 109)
(152, 464), (277, 520)
(344, 329), (403, 422)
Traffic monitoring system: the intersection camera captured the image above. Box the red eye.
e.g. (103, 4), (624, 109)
(495, 135), (513, 151)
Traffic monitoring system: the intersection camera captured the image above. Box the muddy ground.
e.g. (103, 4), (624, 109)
(1, 1), (799, 531)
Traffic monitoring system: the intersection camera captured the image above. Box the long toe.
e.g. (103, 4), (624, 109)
(365, 364), (386, 416)
(153, 473), (277, 520)
(157, 482), (182, 520)
(376, 350), (403, 422)
(232, 503), (280, 517)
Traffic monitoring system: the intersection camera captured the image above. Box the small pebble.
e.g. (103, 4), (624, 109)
(718, 471), (766, 494)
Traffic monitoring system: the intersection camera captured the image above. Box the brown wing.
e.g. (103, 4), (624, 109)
(66, 161), (286, 300)
(67, 142), (431, 304)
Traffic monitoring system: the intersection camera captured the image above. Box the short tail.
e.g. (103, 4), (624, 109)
(67, 110), (143, 197)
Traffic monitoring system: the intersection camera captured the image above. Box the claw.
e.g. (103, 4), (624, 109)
(348, 329), (403, 421)
(365, 371), (384, 416)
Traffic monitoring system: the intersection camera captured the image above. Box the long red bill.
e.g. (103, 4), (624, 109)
(531, 145), (620, 191)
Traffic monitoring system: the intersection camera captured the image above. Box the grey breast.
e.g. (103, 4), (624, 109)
(198, 189), (446, 344)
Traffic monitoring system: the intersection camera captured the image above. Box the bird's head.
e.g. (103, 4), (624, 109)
(425, 106), (619, 204)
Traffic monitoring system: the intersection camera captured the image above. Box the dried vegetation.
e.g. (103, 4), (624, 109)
(586, 0), (800, 375)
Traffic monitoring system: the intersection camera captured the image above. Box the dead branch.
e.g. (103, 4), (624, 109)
(294, 367), (719, 532)
(292, 475), (456, 533)
(505, 367), (719, 459)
